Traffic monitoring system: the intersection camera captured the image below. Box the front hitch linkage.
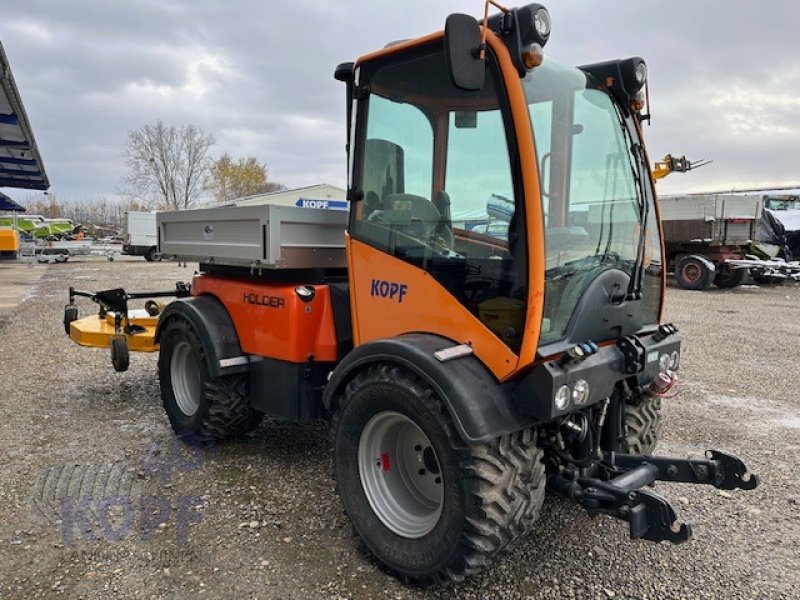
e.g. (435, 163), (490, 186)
(550, 449), (759, 544)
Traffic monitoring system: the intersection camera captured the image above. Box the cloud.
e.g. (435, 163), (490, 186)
(0, 0), (798, 202)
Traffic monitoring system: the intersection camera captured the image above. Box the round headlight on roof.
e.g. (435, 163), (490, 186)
(534, 7), (551, 39)
(635, 61), (648, 86)
(519, 4), (552, 48)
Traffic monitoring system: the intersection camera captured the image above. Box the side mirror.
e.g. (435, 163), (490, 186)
(444, 14), (485, 91)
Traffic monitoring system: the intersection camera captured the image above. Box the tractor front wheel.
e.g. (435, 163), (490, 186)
(332, 364), (545, 585)
(623, 393), (663, 455)
(158, 319), (262, 442)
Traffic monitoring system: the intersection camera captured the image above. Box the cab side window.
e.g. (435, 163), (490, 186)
(351, 46), (527, 351)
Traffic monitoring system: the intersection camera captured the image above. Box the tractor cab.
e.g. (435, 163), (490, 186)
(337, 3), (664, 378)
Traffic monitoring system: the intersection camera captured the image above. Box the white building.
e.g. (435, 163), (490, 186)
(235, 184), (347, 208)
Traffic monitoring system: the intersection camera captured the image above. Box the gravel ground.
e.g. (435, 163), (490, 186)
(0, 257), (797, 599)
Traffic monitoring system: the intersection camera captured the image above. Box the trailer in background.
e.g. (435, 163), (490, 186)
(122, 211), (160, 261)
(659, 194), (800, 290)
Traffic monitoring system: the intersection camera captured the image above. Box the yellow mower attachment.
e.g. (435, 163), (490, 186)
(69, 309), (159, 352)
(64, 282), (190, 371)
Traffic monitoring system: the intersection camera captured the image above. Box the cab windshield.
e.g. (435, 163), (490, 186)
(524, 59), (662, 347)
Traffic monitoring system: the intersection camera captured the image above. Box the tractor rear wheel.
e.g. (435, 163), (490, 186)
(674, 255), (714, 290)
(714, 265), (747, 288)
(158, 319), (262, 443)
(332, 364), (545, 585)
(623, 393), (663, 455)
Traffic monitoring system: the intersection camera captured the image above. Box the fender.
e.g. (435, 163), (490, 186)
(323, 333), (535, 444)
(155, 295), (248, 378)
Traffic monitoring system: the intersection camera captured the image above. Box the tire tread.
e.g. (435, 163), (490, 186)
(331, 363), (545, 585)
(623, 394), (663, 455)
(160, 319), (262, 442)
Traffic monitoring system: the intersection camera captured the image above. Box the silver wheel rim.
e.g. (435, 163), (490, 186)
(358, 411), (443, 538)
(171, 341), (201, 416)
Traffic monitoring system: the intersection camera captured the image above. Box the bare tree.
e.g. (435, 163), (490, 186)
(123, 120), (214, 210)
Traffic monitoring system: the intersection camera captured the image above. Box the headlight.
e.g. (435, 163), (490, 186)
(554, 385), (570, 411)
(534, 7), (551, 39)
(670, 350), (680, 370)
(519, 4), (552, 48)
(659, 354), (671, 372)
(635, 61), (647, 85)
(572, 380), (590, 406)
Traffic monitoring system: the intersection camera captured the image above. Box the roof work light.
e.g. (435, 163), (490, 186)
(485, 3), (552, 75)
(520, 4), (551, 46)
(579, 56), (649, 114)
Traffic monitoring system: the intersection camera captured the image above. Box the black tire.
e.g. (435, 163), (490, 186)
(752, 273), (784, 285)
(64, 304), (79, 335)
(144, 247), (162, 262)
(331, 364), (546, 585)
(158, 319), (262, 442)
(714, 266), (747, 288)
(111, 337), (130, 372)
(674, 255), (714, 290)
(623, 393), (663, 455)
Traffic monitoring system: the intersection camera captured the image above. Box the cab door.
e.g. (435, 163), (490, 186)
(345, 36), (536, 380)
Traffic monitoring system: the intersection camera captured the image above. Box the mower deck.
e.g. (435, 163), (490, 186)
(69, 310), (159, 352)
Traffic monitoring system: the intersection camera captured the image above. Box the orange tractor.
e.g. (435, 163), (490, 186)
(65, 3), (758, 585)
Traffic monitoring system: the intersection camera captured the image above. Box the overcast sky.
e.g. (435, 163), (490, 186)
(1, 0), (799, 203)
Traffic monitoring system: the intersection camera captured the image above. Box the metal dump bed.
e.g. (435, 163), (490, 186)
(658, 194), (761, 246)
(157, 204), (347, 269)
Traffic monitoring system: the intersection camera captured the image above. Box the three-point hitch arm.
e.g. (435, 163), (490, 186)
(550, 448), (759, 544)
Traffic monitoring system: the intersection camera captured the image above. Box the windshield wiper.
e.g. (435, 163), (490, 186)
(546, 251), (633, 280)
(611, 103), (650, 301)
(628, 141), (650, 300)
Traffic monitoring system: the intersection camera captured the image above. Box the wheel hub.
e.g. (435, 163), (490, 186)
(358, 411), (443, 539)
(682, 263), (701, 283)
(171, 341), (202, 417)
